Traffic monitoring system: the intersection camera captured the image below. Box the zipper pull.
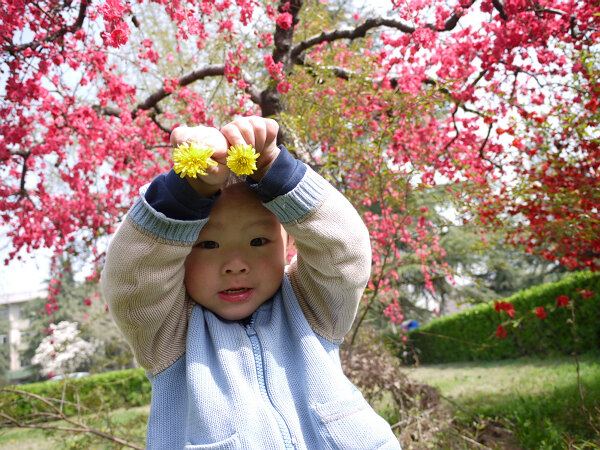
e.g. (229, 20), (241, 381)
(242, 313), (257, 335)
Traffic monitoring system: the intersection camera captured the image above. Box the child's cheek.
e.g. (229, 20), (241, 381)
(183, 253), (203, 287)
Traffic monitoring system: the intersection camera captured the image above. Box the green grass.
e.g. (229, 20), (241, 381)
(0, 427), (54, 450)
(3, 354), (600, 449)
(0, 405), (149, 449)
(405, 352), (600, 449)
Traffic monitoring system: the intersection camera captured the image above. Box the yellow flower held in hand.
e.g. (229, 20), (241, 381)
(227, 144), (260, 176)
(173, 142), (218, 178)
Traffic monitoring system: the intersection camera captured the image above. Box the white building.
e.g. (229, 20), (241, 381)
(0, 290), (46, 376)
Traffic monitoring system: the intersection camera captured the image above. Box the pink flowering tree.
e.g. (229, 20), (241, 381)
(1, 0), (599, 334)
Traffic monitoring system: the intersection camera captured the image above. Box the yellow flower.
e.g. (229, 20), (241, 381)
(173, 142), (217, 178)
(227, 144), (260, 176)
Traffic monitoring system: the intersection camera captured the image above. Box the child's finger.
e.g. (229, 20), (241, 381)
(171, 125), (228, 161)
(247, 116), (267, 150)
(262, 117), (279, 147)
(170, 125), (190, 147)
(221, 118), (252, 148)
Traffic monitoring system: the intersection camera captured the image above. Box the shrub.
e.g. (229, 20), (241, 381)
(399, 271), (600, 363)
(1, 368), (150, 421)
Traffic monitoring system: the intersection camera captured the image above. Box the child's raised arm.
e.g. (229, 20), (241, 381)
(102, 125), (229, 374)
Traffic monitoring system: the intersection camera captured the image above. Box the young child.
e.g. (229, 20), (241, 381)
(101, 116), (401, 449)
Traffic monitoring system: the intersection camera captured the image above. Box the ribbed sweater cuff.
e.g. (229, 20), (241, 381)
(129, 185), (207, 244)
(263, 167), (329, 223)
(247, 146), (306, 203)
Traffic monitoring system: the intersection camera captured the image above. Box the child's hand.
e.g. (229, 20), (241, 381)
(170, 125), (229, 197)
(220, 116), (280, 181)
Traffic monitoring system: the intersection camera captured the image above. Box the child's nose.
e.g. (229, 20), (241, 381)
(222, 256), (250, 275)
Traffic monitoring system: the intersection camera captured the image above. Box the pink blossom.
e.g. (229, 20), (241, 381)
(277, 81), (291, 94)
(101, 21), (130, 48)
(276, 12), (293, 30)
(163, 77), (180, 93)
(98, 0), (128, 22)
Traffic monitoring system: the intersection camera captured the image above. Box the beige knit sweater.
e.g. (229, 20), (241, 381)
(101, 168), (372, 376)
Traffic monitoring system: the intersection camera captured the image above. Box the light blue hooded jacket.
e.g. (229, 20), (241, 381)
(103, 148), (401, 449)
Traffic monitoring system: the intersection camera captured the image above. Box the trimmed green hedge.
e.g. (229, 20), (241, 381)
(404, 271), (600, 363)
(1, 367), (150, 420)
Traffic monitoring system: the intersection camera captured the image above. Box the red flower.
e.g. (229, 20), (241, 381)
(556, 295), (570, 307)
(101, 21), (130, 48)
(111, 22), (129, 47)
(277, 81), (291, 94)
(83, 298), (92, 306)
(578, 289), (594, 299)
(535, 307), (546, 319)
(495, 324), (507, 339)
(494, 301), (515, 318)
(276, 12), (293, 30)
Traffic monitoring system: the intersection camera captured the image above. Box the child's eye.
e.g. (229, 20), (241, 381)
(196, 240), (219, 249)
(250, 238), (268, 247)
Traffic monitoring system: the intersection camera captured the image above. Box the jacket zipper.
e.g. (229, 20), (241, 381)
(244, 316), (296, 449)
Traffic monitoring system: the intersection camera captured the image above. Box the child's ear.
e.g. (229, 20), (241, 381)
(285, 234), (296, 264)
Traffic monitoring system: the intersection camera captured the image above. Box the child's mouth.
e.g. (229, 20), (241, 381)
(222, 288), (250, 294)
(219, 288), (253, 303)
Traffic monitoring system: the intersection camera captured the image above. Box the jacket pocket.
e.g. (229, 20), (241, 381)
(185, 432), (241, 450)
(311, 392), (401, 449)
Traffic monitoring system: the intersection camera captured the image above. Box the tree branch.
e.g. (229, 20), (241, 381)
(0, 388), (143, 449)
(293, 54), (354, 80)
(5, 0), (88, 54)
(273, 0), (305, 67)
(95, 64), (261, 125)
(240, 70), (262, 104)
(133, 64), (226, 115)
(150, 113), (171, 134)
(290, 2), (481, 64)
(261, 0), (305, 119)
(492, 0), (508, 21)
(478, 121), (502, 170)
(431, 0), (478, 31)
(291, 18), (415, 63)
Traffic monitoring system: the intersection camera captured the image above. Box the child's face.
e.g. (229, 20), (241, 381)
(184, 183), (289, 321)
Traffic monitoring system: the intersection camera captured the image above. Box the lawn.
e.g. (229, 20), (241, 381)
(2, 354), (599, 449)
(0, 405), (149, 449)
(404, 352), (600, 449)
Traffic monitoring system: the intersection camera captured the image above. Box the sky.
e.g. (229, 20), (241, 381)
(0, 246), (51, 296)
